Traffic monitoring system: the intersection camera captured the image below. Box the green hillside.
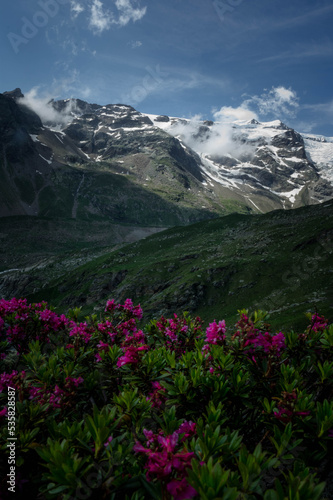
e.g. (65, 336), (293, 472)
(19, 200), (333, 331)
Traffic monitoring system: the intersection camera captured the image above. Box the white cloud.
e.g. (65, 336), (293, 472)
(18, 88), (75, 127)
(115, 0), (147, 26)
(244, 86), (299, 119)
(89, 0), (113, 34)
(70, 1), (85, 19)
(87, 0), (146, 33)
(166, 113), (256, 161)
(213, 105), (258, 123)
(163, 86), (300, 160)
(129, 40), (143, 49)
(19, 73), (93, 128)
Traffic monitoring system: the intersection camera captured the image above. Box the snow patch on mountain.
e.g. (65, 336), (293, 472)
(302, 134), (333, 183)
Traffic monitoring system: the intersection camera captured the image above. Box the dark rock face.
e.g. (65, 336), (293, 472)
(271, 129), (307, 159)
(210, 155), (240, 168)
(0, 93), (42, 153)
(3, 88), (24, 100)
(155, 115), (170, 122)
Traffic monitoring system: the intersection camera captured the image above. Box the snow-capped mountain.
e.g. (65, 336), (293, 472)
(1, 88), (332, 222)
(145, 114), (333, 212)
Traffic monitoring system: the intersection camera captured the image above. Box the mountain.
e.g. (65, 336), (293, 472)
(0, 89), (246, 226)
(1, 88), (332, 224)
(145, 114), (333, 212)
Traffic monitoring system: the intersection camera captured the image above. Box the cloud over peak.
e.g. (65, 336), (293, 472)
(245, 86), (299, 118)
(212, 86), (300, 126)
(213, 105), (258, 123)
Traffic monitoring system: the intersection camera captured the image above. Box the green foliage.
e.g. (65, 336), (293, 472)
(0, 300), (332, 499)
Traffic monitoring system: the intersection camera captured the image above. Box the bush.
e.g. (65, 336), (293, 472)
(0, 298), (332, 499)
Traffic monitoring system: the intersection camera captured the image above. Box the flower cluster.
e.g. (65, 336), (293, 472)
(0, 370), (26, 392)
(156, 315), (188, 343)
(154, 314), (203, 355)
(205, 320), (226, 345)
(273, 390), (311, 423)
(134, 423), (197, 500)
(68, 321), (94, 344)
(117, 343), (149, 367)
(202, 319), (226, 355)
(308, 313), (328, 333)
(37, 308), (68, 334)
(251, 331), (286, 356)
(0, 298), (67, 351)
(105, 298), (143, 320)
(116, 327), (149, 367)
(65, 299), (147, 368)
(232, 313), (285, 357)
(146, 381), (167, 408)
(29, 376), (84, 410)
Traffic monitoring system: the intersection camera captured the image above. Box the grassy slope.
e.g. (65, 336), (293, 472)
(0, 216), (165, 271)
(23, 200), (333, 332)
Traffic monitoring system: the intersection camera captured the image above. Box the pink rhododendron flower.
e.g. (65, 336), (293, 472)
(205, 320), (226, 344)
(0, 370), (26, 392)
(0, 298), (28, 315)
(133, 441), (150, 454)
(37, 309), (68, 332)
(29, 377), (83, 410)
(167, 478), (197, 500)
(143, 429), (156, 446)
(157, 432), (178, 453)
(145, 450), (174, 479)
(105, 299), (116, 312)
(0, 406), (8, 418)
(176, 421), (196, 441)
(252, 332), (286, 356)
(165, 327), (178, 341)
(134, 427), (196, 487)
(97, 341), (111, 351)
(6, 324), (26, 343)
(69, 322), (93, 343)
(123, 299), (143, 320)
(146, 381), (167, 408)
(104, 436), (113, 447)
(309, 313), (328, 333)
(273, 390), (310, 423)
(49, 385), (65, 408)
(108, 298), (143, 320)
(97, 321), (117, 340)
(117, 344), (149, 367)
(65, 376), (84, 388)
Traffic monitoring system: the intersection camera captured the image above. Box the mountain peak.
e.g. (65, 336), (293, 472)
(3, 88), (24, 100)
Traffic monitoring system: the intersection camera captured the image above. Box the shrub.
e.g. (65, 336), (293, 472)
(0, 299), (332, 499)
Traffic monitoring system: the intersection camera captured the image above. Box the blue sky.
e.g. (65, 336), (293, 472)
(1, 0), (333, 135)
